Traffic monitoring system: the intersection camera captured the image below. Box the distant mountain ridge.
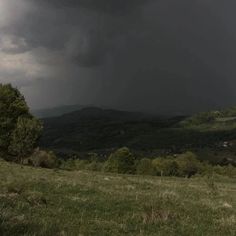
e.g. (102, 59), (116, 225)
(49, 107), (153, 122)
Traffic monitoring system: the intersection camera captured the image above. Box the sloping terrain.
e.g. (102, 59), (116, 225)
(40, 107), (186, 152)
(0, 160), (235, 235)
(41, 107), (236, 157)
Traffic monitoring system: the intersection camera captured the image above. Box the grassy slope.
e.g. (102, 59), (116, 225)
(0, 160), (235, 236)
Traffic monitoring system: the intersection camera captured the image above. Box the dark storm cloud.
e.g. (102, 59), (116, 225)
(32, 0), (150, 15)
(65, 30), (109, 67)
(1, 0), (236, 113)
(19, 0), (152, 67)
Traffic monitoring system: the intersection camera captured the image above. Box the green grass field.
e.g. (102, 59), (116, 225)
(0, 159), (235, 236)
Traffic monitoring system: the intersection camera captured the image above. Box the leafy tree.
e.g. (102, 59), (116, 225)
(0, 84), (42, 161)
(0, 84), (30, 151)
(104, 147), (135, 174)
(8, 117), (42, 163)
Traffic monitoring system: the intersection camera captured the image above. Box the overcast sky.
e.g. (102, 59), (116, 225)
(0, 0), (236, 114)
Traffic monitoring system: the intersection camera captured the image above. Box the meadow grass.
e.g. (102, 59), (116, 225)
(0, 159), (235, 236)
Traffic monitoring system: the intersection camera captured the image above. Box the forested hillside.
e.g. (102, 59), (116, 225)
(41, 107), (236, 162)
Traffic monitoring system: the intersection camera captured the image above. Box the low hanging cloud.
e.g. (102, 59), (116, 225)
(1, 0), (236, 113)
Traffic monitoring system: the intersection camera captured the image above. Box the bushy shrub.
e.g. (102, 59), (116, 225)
(29, 149), (58, 169)
(85, 161), (103, 171)
(197, 161), (213, 176)
(152, 157), (179, 176)
(212, 164), (236, 178)
(175, 152), (201, 177)
(60, 159), (77, 170)
(103, 147), (135, 174)
(74, 159), (90, 170)
(136, 158), (155, 175)
(60, 159), (102, 171)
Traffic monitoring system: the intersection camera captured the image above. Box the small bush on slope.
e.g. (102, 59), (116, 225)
(29, 149), (58, 169)
(103, 147), (135, 174)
